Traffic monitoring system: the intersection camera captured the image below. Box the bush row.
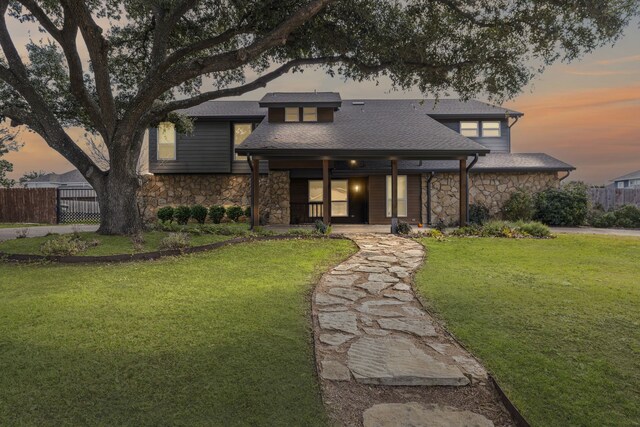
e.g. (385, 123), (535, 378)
(452, 220), (552, 238)
(588, 205), (640, 229)
(157, 205), (251, 225)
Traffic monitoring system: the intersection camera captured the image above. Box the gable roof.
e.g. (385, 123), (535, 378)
(259, 92), (342, 108)
(612, 169), (640, 182)
(236, 99), (489, 159)
(180, 100), (265, 118)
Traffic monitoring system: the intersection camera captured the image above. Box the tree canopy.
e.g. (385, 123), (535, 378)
(0, 0), (637, 233)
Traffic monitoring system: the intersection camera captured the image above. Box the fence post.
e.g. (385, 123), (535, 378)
(56, 188), (61, 224)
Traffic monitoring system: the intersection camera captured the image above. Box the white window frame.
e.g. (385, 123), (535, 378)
(460, 121), (479, 137)
(616, 181), (625, 189)
(386, 175), (408, 218)
(233, 123), (253, 161)
(482, 121), (501, 137)
(157, 122), (176, 160)
(285, 107), (300, 122)
(630, 179), (640, 187)
(302, 107), (318, 122)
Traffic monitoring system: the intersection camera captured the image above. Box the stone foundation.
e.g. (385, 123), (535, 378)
(422, 171), (559, 225)
(137, 171), (290, 224)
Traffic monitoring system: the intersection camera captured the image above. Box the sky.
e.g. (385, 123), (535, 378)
(4, 20), (640, 185)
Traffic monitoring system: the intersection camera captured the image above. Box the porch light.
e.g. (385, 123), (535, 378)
(349, 160), (357, 166)
(353, 184), (360, 193)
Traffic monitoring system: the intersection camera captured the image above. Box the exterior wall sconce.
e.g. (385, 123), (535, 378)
(353, 184), (360, 193)
(349, 160), (358, 166)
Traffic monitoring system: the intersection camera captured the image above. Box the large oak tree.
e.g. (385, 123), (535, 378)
(0, 0), (637, 234)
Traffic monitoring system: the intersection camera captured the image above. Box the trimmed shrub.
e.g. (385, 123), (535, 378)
(502, 189), (535, 221)
(157, 206), (174, 223)
(174, 205), (192, 225)
(397, 221), (412, 235)
(469, 203), (490, 225)
(159, 232), (191, 250)
(314, 219), (332, 235)
(208, 205), (225, 224)
(534, 182), (588, 226)
(589, 205), (640, 229)
(452, 220), (551, 239)
(226, 205), (244, 222)
(515, 220), (551, 237)
(244, 206), (251, 217)
(190, 204), (208, 224)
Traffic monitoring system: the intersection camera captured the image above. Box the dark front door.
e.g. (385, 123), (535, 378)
(289, 177), (369, 224)
(337, 177), (368, 224)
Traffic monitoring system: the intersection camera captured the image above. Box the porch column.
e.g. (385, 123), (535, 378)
(391, 160), (398, 234)
(251, 158), (260, 228)
(322, 159), (331, 224)
(459, 158), (467, 226)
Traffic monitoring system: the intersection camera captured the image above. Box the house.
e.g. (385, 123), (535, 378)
(611, 169), (640, 189)
(141, 92), (574, 229)
(23, 169), (92, 189)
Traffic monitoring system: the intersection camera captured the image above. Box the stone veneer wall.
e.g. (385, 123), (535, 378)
(421, 171), (560, 225)
(138, 171), (290, 224)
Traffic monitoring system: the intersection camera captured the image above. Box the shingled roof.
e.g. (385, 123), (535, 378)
(612, 169), (640, 182)
(180, 100), (265, 117)
(236, 99), (490, 159)
(259, 92), (342, 108)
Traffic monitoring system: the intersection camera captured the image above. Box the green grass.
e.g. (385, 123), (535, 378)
(415, 235), (640, 427)
(0, 231), (236, 256)
(0, 223), (47, 228)
(0, 238), (355, 425)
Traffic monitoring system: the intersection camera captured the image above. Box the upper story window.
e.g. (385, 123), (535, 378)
(303, 107), (318, 122)
(460, 121), (479, 137)
(285, 107), (299, 122)
(157, 122), (176, 160)
(234, 123), (253, 161)
(482, 121), (501, 137)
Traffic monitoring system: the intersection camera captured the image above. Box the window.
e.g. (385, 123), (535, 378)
(302, 107), (318, 122)
(617, 181), (625, 189)
(157, 122), (176, 160)
(285, 107), (299, 122)
(460, 121), (479, 137)
(630, 179), (640, 187)
(482, 121), (501, 137)
(331, 180), (348, 217)
(233, 123), (253, 160)
(386, 175), (408, 217)
(307, 180), (349, 217)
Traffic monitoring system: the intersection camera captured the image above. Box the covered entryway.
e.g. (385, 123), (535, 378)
(290, 176), (368, 224)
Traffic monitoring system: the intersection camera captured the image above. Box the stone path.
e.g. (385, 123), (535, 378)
(312, 234), (513, 426)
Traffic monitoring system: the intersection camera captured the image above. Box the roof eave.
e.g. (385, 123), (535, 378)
(426, 112), (524, 119)
(235, 147), (490, 160)
(257, 101), (342, 108)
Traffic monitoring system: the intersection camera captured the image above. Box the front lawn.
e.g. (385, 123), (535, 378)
(0, 239), (355, 425)
(0, 231), (237, 256)
(416, 235), (640, 426)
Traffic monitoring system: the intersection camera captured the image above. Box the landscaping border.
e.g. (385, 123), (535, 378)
(0, 234), (345, 264)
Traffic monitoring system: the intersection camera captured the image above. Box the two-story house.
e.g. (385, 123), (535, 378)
(142, 92), (574, 229)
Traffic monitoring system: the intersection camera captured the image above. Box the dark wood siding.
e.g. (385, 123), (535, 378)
(268, 108), (285, 123)
(368, 174), (421, 225)
(434, 118), (510, 153)
(268, 107), (332, 123)
(318, 107), (334, 122)
(149, 121), (232, 173)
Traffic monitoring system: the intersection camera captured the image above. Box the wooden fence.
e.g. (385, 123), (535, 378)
(0, 188), (58, 224)
(588, 187), (640, 211)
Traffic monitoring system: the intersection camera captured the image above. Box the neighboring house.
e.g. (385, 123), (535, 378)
(611, 169), (640, 189)
(23, 169), (92, 189)
(141, 92), (574, 227)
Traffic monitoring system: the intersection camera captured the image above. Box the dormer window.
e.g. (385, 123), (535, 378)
(460, 121), (479, 137)
(285, 107), (299, 122)
(303, 107), (318, 122)
(482, 121), (501, 137)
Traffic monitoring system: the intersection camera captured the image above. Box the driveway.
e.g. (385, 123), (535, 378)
(551, 227), (640, 237)
(0, 224), (99, 242)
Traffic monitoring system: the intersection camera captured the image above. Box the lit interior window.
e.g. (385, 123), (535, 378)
(302, 107), (318, 122)
(460, 121), (479, 137)
(331, 180), (348, 217)
(386, 175), (408, 217)
(285, 107), (299, 122)
(482, 121), (501, 137)
(157, 122), (176, 160)
(234, 123), (253, 160)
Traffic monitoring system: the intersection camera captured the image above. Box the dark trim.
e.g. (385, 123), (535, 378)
(0, 235), (346, 264)
(337, 166), (575, 175)
(236, 149), (489, 160)
(426, 113), (524, 119)
(259, 101), (341, 108)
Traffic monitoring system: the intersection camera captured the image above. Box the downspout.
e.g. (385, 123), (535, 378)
(559, 170), (571, 182)
(465, 154), (479, 224)
(247, 155), (254, 229)
(425, 172), (435, 225)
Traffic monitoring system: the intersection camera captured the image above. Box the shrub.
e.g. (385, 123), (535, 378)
(469, 203), (490, 225)
(226, 205), (244, 222)
(252, 226), (275, 236)
(432, 218), (447, 232)
(130, 233), (145, 252)
(396, 221), (412, 235)
(287, 228), (316, 237)
(502, 189), (535, 221)
(515, 220), (551, 238)
(208, 205), (226, 224)
(159, 232), (191, 250)
(157, 206), (174, 223)
(589, 205), (640, 229)
(452, 220), (551, 239)
(190, 204), (208, 224)
(40, 235), (91, 256)
(534, 182), (588, 226)
(174, 205), (192, 225)
(314, 220), (332, 235)
(244, 206), (251, 217)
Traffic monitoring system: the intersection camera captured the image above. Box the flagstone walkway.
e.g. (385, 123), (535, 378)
(312, 233), (514, 426)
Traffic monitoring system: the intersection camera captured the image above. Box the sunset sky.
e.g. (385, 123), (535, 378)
(4, 21), (639, 185)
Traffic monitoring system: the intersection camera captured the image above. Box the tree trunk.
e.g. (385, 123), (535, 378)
(95, 171), (143, 235)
